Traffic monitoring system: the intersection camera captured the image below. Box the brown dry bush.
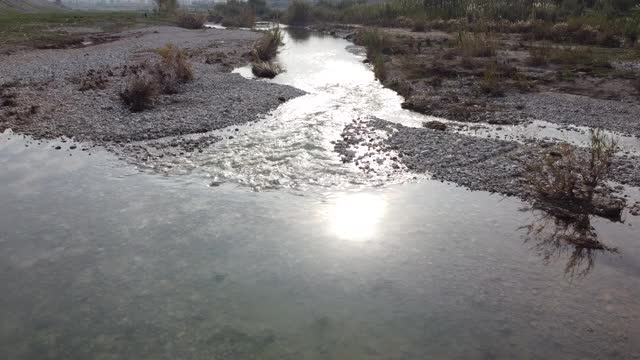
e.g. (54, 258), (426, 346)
(527, 44), (551, 66)
(156, 43), (194, 83)
(120, 44), (194, 112)
(120, 72), (159, 112)
(176, 12), (206, 29)
(251, 27), (283, 62)
(412, 18), (426, 32)
(79, 74), (108, 91)
(525, 129), (617, 204)
(479, 63), (504, 96)
(251, 61), (282, 78)
(456, 32), (496, 58)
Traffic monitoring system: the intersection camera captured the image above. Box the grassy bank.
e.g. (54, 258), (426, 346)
(284, 0), (640, 48)
(0, 10), (170, 49)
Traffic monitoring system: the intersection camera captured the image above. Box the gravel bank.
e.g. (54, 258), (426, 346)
(334, 117), (640, 199)
(493, 92), (640, 137)
(0, 26), (305, 144)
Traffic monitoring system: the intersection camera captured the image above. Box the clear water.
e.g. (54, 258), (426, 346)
(1, 28), (640, 359)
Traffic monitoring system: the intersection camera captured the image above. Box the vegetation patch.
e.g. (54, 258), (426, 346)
(120, 72), (159, 112)
(251, 61), (282, 78)
(120, 44), (194, 112)
(251, 27), (283, 62)
(525, 129), (621, 219)
(211, 0), (256, 28)
(250, 28), (284, 78)
(285, 0), (313, 26)
(456, 31), (496, 58)
(176, 12), (206, 29)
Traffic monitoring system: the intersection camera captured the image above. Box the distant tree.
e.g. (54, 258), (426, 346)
(285, 0), (312, 26)
(248, 0), (268, 16)
(155, 0), (178, 14)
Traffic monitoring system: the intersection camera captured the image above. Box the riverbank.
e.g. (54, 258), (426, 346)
(0, 25), (304, 146)
(342, 25), (640, 137)
(334, 117), (640, 217)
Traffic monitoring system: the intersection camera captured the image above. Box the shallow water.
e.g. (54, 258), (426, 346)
(1, 28), (640, 359)
(144, 28), (640, 190)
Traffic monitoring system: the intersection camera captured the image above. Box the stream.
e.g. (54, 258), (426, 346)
(1, 28), (639, 359)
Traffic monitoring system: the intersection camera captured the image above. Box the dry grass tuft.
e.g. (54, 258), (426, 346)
(527, 44), (551, 66)
(120, 44), (194, 112)
(120, 72), (159, 112)
(156, 43), (194, 83)
(251, 61), (282, 78)
(251, 27), (283, 62)
(357, 28), (391, 59)
(373, 53), (387, 82)
(456, 32), (496, 58)
(479, 63), (504, 96)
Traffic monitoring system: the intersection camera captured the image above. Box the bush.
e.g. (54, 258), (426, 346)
(412, 18), (426, 32)
(251, 61), (282, 78)
(214, 0), (256, 28)
(120, 72), (158, 112)
(356, 28), (391, 59)
(176, 12), (206, 29)
(154, 0), (178, 14)
(525, 129), (617, 203)
(456, 32), (496, 58)
(156, 43), (194, 83)
(251, 27), (283, 62)
(79, 74), (108, 91)
(120, 44), (194, 112)
(546, 47), (612, 71)
(479, 63), (504, 96)
(286, 0), (312, 26)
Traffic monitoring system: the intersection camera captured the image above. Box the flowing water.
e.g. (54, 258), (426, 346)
(1, 28), (640, 359)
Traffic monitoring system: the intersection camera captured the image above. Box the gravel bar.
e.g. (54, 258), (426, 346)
(0, 26), (305, 143)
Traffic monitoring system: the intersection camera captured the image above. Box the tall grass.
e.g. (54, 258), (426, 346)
(456, 32), (496, 57)
(357, 28), (390, 59)
(251, 27), (283, 62)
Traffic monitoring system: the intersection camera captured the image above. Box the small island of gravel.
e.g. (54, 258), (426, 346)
(0, 25), (304, 146)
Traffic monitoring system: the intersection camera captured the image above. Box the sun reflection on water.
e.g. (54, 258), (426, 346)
(327, 193), (386, 241)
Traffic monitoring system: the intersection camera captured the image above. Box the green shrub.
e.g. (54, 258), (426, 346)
(357, 28), (390, 59)
(373, 53), (386, 81)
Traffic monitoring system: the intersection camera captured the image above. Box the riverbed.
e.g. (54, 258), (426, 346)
(1, 27), (640, 359)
